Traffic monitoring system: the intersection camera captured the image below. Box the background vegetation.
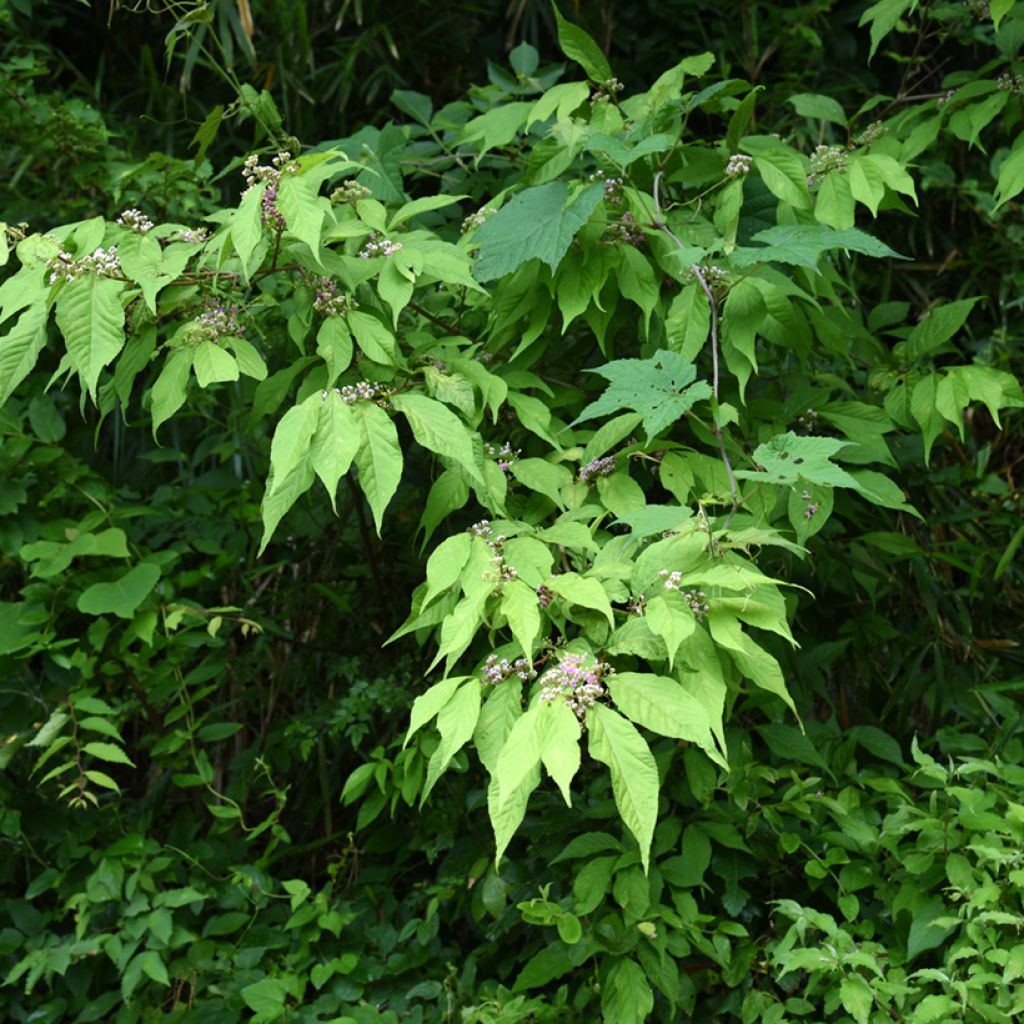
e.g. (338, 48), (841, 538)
(1, 1), (1023, 1022)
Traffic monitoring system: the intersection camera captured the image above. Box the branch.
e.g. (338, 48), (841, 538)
(652, 171), (739, 529)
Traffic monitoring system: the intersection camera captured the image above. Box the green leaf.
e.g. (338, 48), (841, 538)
(708, 611), (796, 714)
(643, 594), (696, 668)
(995, 141), (1024, 208)
(501, 579), (542, 664)
(422, 533), (473, 607)
(910, 374), (945, 465)
(616, 246), (659, 334)
(573, 349), (712, 442)
(405, 676), (468, 748)
(269, 396), (320, 495)
(552, 4), (612, 82)
(0, 304), (48, 407)
(151, 349), (192, 439)
(859, 0), (916, 61)
(55, 275), (125, 400)
(352, 402), (403, 534)
(391, 393), (482, 484)
(241, 978), (289, 1018)
(389, 194), (466, 230)
(734, 432), (857, 488)
(231, 183), (265, 274)
(192, 341), (239, 387)
(83, 741), (135, 767)
(77, 564), (161, 619)
(602, 958), (654, 1024)
(473, 182), (604, 282)
(258, 457), (316, 555)
(423, 680), (481, 800)
(731, 224), (905, 269)
(740, 135), (811, 209)
(607, 671), (723, 766)
(277, 173), (325, 259)
(588, 704), (659, 873)
(495, 706), (544, 810)
(787, 92), (847, 125)
(310, 394), (359, 512)
(549, 572), (614, 628)
(316, 317), (352, 384)
(490, 759), (541, 867)
(906, 298), (979, 361)
(347, 309), (398, 366)
(537, 701), (581, 806)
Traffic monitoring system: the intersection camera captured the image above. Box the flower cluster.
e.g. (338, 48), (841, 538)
(486, 441), (521, 474)
(242, 151), (297, 231)
(331, 179), (372, 204)
(627, 593), (647, 616)
(588, 169), (624, 203)
(537, 652), (612, 721)
(579, 455), (617, 483)
(692, 264), (729, 289)
(937, 89), (957, 108)
(725, 153), (752, 177)
(467, 521), (518, 592)
(46, 245), (122, 285)
(797, 408), (818, 431)
(195, 302), (243, 340)
(335, 381), (389, 406)
(176, 226), (210, 244)
(602, 210), (644, 247)
(116, 208), (154, 234)
(481, 654), (536, 686)
(659, 572), (711, 620)
(808, 144), (848, 185)
(461, 206), (497, 233)
(308, 275), (357, 317)
(854, 121), (887, 147)
(800, 489), (819, 520)
(358, 232), (403, 259)
(536, 584), (554, 610)
(591, 77), (624, 104)
(998, 72), (1024, 94)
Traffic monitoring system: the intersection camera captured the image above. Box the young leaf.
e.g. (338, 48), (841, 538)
(552, 4), (613, 83)
(537, 702), (581, 806)
(501, 578), (542, 664)
(422, 681), (481, 801)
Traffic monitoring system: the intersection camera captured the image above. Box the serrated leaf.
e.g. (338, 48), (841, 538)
(573, 349), (711, 442)
(490, 763), (541, 867)
(83, 741), (134, 767)
(391, 392), (482, 484)
(55, 275), (125, 400)
(405, 676), (468, 748)
(423, 680), (481, 801)
(0, 304), (48, 407)
(277, 173), (325, 261)
(310, 394), (359, 512)
(269, 396), (320, 495)
(588, 704), (659, 873)
(740, 135), (811, 209)
(552, 5), (612, 82)
(77, 564), (161, 619)
(548, 572), (614, 627)
(734, 431), (857, 488)
(732, 224), (905, 269)
(607, 671), (722, 765)
(501, 579), (542, 664)
(352, 402), (403, 534)
(473, 182), (604, 282)
(537, 701), (580, 806)
(602, 958), (654, 1024)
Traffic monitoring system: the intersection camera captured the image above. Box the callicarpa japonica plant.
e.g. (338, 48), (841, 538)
(2, 0), (1024, 1019)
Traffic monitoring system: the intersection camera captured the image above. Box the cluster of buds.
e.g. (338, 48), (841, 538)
(358, 232), (403, 259)
(46, 245), (122, 285)
(485, 441), (521, 474)
(175, 226), (210, 244)
(481, 654), (536, 686)
(537, 652), (613, 721)
(467, 521), (519, 593)
(998, 72), (1024, 94)
(801, 489), (819, 520)
(602, 210), (644, 247)
(937, 89), (957, 109)
(307, 275), (358, 317)
(579, 454), (617, 483)
(334, 380), (390, 406)
(461, 206), (497, 233)
(591, 77), (624, 104)
(808, 144), (848, 186)
(330, 179), (372, 205)
(116, 209), (154, 234)
(797, 408), (818, 431)
(854, 121), (887, 147)
(659, 572), (711, 620)
(242, 151), (298, 231)
(725, 153), (752, 177)
(588, 169), (624, 203)
(195, 301), (243, 340)
(537, 584), (554, 610)
(692, 264), (729, 289)
(627, 593), (647, 616)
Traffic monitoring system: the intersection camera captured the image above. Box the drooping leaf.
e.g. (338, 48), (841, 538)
(77, 564), (161, 619)
(352, 402), (403, 534)
(731, 224), (906, 269)
(55, 275), (125, 400)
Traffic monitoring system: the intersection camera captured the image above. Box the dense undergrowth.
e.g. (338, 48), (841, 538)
(2, 1), (1024, 1022)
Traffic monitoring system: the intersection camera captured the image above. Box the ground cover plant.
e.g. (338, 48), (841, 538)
(1, 0), (1024, 1021)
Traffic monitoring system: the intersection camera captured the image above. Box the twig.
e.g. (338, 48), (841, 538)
(651, 171), (739, 529)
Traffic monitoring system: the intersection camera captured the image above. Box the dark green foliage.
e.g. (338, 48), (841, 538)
(2, 1), (1024, 1021)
